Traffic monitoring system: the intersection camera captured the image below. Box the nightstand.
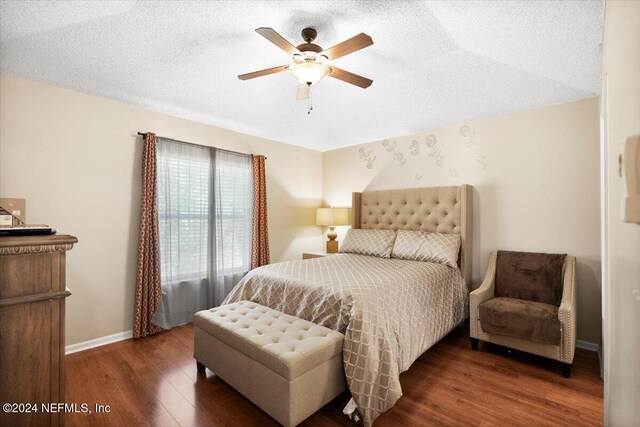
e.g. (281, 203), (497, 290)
(302, 251), (334, 260)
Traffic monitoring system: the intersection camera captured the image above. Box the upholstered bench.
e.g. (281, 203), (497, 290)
(193, 301), (346, 427)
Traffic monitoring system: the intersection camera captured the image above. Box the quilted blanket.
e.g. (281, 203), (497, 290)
(223, 253), (468, 426)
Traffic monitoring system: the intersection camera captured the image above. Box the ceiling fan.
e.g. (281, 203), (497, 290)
(238, 27), (373, 101)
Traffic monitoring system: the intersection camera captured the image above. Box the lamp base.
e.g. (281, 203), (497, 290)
(326, 240), (338, 254)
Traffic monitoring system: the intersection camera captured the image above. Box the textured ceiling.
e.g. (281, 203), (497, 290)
(0, 1), (604, 151)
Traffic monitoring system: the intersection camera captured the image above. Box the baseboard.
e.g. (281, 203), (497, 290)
(576, 339), (600, 353)
(65, 331), (601, 359)
(598, 346), (604, 379)
(575, 340), (603, 379)
(65, 330), (133, 355)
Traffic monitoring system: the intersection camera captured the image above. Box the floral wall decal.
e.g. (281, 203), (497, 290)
(381, 139), (407, 166)
(358, 147), (376, 169)
(409, 140), (420, 156)
(425, 134), (437, 147)
(423, 134), (444, 167)
(361, 124), (488, 175)
(459, 125), (487, 169)
(393, 152), (407, 165)
(459, 125), (474, 138)
(381, 139), (396, 152)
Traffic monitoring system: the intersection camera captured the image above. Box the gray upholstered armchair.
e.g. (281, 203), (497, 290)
(470, 251), (576, 377)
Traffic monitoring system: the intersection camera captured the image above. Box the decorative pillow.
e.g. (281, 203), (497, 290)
(339, 229), (397, 258)
(495, 251), (566, 306)
(391, 230), (461, 267)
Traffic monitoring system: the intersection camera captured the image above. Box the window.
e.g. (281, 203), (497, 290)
(157, 150), (211, 282)
(214, 150), (253, 274)
(154, 138), (252, 329)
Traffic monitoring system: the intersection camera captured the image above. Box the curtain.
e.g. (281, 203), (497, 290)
(153, 138), (252, 330)
(134, 132), (163, 338)
(251, 155), (270, 269)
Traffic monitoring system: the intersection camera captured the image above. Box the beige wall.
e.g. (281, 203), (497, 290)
(323, 97), (602, 343)
(601, 1), (640, 424)
(0, 72), (324, 345)
(0, 72), (605, 348)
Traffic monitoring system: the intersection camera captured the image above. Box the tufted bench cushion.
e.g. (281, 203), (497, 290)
(193, 301), (346, 427)
(194, 301), (343, 380)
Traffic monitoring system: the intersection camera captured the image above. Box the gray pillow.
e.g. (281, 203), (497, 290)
(391, 230), (460, 267)
(339, 229), (397, 258)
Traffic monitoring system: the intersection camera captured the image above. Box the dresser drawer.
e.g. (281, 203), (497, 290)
(0, 252), (65, 299)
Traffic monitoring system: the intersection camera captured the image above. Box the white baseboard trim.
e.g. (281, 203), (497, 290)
(65, 330), (133, 355)
(575, 340), (603, 379)
(65, 330), (601, 360)
(598, 346), (604, 379)
(576, 339), (600, 353)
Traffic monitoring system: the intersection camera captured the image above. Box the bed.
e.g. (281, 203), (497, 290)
(223, 185), (473, 426)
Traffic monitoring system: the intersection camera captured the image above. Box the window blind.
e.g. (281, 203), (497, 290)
(153, 138), (252, 329)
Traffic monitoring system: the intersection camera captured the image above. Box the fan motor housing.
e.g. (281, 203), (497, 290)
(297, 27), (322, 53)
(295, 43), (323, 53)
(301, 27), (317, 42)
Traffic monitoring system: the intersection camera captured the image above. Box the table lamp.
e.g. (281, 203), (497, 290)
(316, 207), (350, 253)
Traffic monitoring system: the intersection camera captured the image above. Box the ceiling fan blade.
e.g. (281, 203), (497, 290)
(238, 65), (289, 80)
(320, 33), (373, 60)
(255, 27), (301, 56)
(327, 66), (373, 89)
(296, 84), (310, 100)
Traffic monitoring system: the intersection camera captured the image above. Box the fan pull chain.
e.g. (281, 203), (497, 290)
(307, 85), (313, 115)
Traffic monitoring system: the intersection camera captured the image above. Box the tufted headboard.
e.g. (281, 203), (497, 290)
(351, 185), (473, 288)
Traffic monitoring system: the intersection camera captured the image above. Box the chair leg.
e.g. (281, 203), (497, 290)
(470, 337), (479, 351)
(561, 362), (571, 378)
(196, 361), (206, 373)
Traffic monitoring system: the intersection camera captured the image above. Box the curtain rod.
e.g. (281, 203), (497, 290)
(137, 132), (266, 159)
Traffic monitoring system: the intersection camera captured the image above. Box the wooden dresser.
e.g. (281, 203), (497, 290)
(0, 234), (77, 427)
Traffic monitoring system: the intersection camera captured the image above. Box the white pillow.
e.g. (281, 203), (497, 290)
(339, 229), (397, 258)
(391, 230), (461, 267)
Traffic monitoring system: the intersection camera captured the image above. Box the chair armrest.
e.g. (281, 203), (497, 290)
(558, 255), (577, 363)
(470, 252), (497, 305)
(469, 252), (497, 337)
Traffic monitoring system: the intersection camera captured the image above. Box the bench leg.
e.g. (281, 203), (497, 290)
(470, 338), (479, 351)
(196, 361), (206, 373)
(561, 362), (571, 378)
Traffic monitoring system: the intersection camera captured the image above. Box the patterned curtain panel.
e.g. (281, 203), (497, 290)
(152, 139), (253, 329)
(133, 132), (163, 338)
(251, 155), (270, 269)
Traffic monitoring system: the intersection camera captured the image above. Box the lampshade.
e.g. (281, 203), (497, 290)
(316, 207), (350, 226)
(292, 62), (326, 86)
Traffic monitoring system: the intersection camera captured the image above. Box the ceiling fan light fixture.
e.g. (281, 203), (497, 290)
(292, 61), (326, 86)
(238, 27), (374, 97)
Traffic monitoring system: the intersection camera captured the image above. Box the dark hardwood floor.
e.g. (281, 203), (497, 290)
(65, 324), (603, 426)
